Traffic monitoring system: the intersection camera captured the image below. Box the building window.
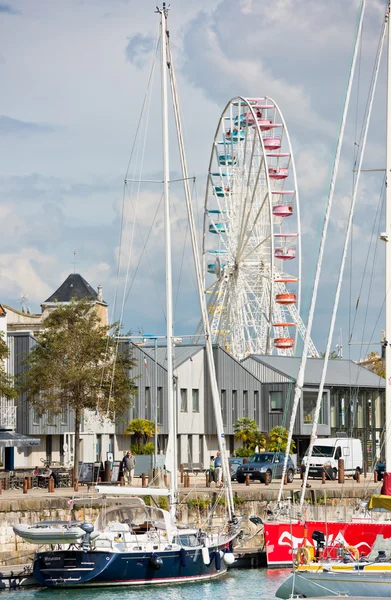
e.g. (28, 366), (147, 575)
(221, 390), (227, 427)
(157, 387), (163, 425)
(232, 390), (238, 425)
(243, 391), (248, 416)
(270, 391), (283, 412)
(61, 407), (68, 426)
(302, 389), (329, 424)
(145, 387), (151, 420)
(33, 410), (40, 426)
(47, 411), (55, 425)
(192, 389), (199, 412)
(180, 389), (188, 412)
(254, 390), (259, 424)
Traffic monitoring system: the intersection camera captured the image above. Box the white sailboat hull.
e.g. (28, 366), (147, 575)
(276, 570), (391, 599)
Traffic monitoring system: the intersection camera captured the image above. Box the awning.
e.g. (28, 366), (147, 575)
(368, 494), (391, 512)
(0, 431), (40, 448)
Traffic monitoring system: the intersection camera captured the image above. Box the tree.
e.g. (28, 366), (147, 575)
(18, 298), (137, 479)
(364, 351), (385, 378)
(234, 418), (267, 452)
(0, 332), (17, 400)
(125, 418), (155, 453)
(321, 350), (340, 359)
(267, 426), (296, 454)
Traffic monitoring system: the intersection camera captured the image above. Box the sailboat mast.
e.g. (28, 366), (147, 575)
(159, 4), (177, 516)
(385, 4), (391, 478)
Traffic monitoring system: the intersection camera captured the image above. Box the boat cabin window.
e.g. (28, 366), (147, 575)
(307, 445), (334, 458)
(173, 534), (199, 547)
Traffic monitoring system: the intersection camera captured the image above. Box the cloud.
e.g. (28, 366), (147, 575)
(125, 33), (155, 68)
(0, 4), (20, 15)
(0, 116), (55, 135)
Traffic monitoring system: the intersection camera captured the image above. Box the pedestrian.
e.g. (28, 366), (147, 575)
(122, 451), (136, 485)
(209, 456), (216, 485)
(214, 451), (223, 487)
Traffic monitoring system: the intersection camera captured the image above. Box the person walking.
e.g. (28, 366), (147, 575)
(122, 451), (136, 485)
(214, 451), (223, 487)
(209, 456), (216, 485)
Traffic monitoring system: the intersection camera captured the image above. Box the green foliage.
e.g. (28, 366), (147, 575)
(0, 332), (17, 401)
(233, 446), (254, 458)
(158, 496), (169, 511)
(233, 495), (245, 505)
(144, 495), (151, 506)
(186, 497), (210, 510)
(267, 426), (296, 453)
(365, 351), (385, 378)
(130, 442), (155, 455)
(233, 417), (267, 453)
(125, 418), (155, 446)
(18, 298), (137, 476)
(320, 350), (340, 359)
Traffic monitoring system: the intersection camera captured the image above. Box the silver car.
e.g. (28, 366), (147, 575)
(235, 452), (295, 483)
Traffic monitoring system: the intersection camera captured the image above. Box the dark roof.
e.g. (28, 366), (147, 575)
(42, 274), (107, 305)
(248, 355), (385, 388)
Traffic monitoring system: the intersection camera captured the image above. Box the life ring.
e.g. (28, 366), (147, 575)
(344, 545), (359, 560)
(296, 547), (311, 564)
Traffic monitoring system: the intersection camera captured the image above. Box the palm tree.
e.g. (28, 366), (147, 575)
(267, 426), (296, 453)
(234, 417), (258, 449)
(125, 419), (155, 448)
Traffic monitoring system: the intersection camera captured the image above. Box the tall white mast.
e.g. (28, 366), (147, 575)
(159, 4), (177, 517)
(385, 4), (391, 478)
(277, 0), (366, 504)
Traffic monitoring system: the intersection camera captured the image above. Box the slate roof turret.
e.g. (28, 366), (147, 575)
(42, 274), (107, 306)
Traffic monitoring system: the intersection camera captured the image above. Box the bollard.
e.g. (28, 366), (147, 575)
(374, 470), (378, 483)
(184, 473), (189, 488)
(74, 478), (79, 492)
(356, 469), (361, 484)
(322, 469), (326, 484)
(23, 478), (28, 494)
(4, 478), (9, 491)
(141, 473), (147, 488)
(48, 477), (52, 493)
(245, 473), (250, 486)
(164, 473), (169, 487)
(26, 476), (31, 490)
(120, 476), (125, 487)
(338, 458), (344, 484)
(206, 472), (210, 488)
(180, 463), (184, 484)
(265, 471), (270, 486)
(71, 468), (75, 487)
(0, 480), (3, 495)
(364, 461), (367, 479)
(284, 473), (288, 485)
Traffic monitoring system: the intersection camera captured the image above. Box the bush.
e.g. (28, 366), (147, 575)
(234, 447), (254, 458)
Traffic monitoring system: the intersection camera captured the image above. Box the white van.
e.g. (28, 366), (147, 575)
(302, 438), (363, 480)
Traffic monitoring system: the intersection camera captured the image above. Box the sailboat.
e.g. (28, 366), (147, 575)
(14, 5), (241, 587)
(264, 0), (391, 569)
(275, 3), (391, 596)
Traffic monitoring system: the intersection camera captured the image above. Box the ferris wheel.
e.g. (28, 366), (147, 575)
(202, 96), (318, 359)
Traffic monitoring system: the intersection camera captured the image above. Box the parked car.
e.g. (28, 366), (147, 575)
(235, 452), (295, 484)
(375, 461), (385, 481)
(229, 458), (244, 481)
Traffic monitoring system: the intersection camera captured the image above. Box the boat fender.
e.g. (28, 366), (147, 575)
(202, 547), (210, 565)
(223, 551), (235, 566)
(180, 548), (187, 567)
(296, 547), (311, 565)
(215, 550), (221, 571)
(150, 553), (163, 570)
(344, 546), (359, 560)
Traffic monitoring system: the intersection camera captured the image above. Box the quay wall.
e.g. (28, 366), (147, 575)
(0, 487), (379, 565)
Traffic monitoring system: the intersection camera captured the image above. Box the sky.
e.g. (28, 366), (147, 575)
(0, 0), (389, 362)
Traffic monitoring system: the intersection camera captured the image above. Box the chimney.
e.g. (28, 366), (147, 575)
(97, 285), (103, 302)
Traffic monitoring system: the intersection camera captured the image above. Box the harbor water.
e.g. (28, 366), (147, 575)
(0, 569), (288, 599)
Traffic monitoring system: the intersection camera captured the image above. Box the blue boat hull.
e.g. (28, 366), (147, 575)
(33, 547), (227, 587)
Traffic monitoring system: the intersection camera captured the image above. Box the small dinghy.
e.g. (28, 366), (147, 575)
(13, 521), (86, 545)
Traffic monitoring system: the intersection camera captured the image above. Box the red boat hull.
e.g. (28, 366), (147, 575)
(264, 521), (391, 567)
